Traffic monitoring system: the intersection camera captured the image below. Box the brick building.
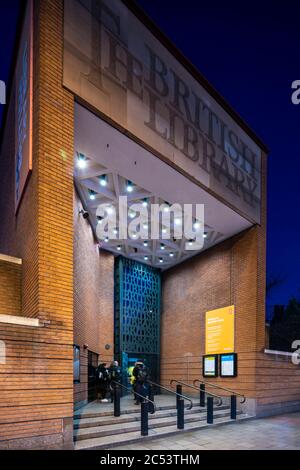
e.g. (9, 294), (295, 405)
(0, 0), (299, 450)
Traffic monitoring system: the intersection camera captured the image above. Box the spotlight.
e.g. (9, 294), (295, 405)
(143, 223), (148, 230)
(113, 228), (118, 235)
(129, 209), (136, 219)
(106, 206), (114, 215)
(193, 221), (200, 230)
(163, 202), (170, 212)
(159, 258), (163, 263)
(132, 233), (137, 239)
(160, 243), (165, 250)
(169, 252), (174, 257)
(203, 232), (208, 239)
(79, 209), (89, 219)
(88, 189), (96, 200)
(104, 236), (109, 243)
(142, 198), (148, 207)
(174, 217), (181, 226)
(97, 215), (104, 224)
(77, 153), (87, 169)
(117, 245), (121, 251)
(144, 255), (149, 261)
(99, 175), (108, 187)
(143, 241), (148, 247)
(188, 239), (194, 246)
(126, 180), (133, 192)
(162, 227), (167, 234)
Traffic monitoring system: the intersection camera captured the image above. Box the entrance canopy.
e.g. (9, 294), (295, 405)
(74, 104), (252, 270)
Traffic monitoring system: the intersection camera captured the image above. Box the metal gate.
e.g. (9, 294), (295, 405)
(114, 257), (161, 384)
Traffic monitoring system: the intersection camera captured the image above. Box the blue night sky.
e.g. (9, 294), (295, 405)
(1, 1), (299, 305)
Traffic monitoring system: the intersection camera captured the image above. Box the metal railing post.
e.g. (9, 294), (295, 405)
(177, 398), (184, 429)
(231, 395), (237, 420)
(176, 384), (182, 409)
(200, 383), (205, 407)
(207, 396), (214, 424)
(141, 400), (149, 436)
(114, 383), (121, 417)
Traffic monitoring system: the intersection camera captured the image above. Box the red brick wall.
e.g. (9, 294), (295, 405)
(0, 258), (22, 316)
(0, 0), (74, 449)
(161, 228), (258, 397)
(73, 192), (114, 408)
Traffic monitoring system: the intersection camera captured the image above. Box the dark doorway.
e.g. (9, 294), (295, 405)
(88, 350), (98, 402)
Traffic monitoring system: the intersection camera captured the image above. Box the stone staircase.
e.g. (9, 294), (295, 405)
(74, 400), (250, 450)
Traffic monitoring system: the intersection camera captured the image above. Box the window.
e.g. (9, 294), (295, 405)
(73, 345), (80, 383)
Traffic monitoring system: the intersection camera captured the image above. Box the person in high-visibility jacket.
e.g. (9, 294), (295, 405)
(128, 365), (135, 385)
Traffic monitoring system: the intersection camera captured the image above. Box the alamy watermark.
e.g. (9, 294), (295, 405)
(96, 196), (205, 251)
(0, 340), (6, 365)
(0, 80), (6, 105)
(291, 340), (300, 365)
(291, 80), (300, 105)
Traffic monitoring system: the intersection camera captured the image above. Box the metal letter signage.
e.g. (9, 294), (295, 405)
(15, 0), (33, 211)
(64, 0), (262, 223)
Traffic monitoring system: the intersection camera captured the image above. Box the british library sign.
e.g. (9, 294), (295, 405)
(64, 0), (262, 223)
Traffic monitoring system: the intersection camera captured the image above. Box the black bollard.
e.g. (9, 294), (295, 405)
(141, 400), (149, 436)
(200, 383), (205, 407)
(176, 384), (182, 410)
(148, 384), (155, 414)
(207, 396), (214, 424)
(177, 398), (184, 429)
(230, 395), (237, 420)
(114, 384), (121, 417)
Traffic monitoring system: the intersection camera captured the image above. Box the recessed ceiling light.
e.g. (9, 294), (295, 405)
(169, 252), (174, 257)
(144, 255), (149, 261)
(88, 189), (96, 200)
(126, 180), (133, 192)
(117, 245), (121, 251)
(99, 175), (108, 187)
(143, 241), (148, 247)
(159, 258), (163, 263)
(77, 153), (87, 169)
(160, 243), (165, 250)
(188, 239), (194, 246)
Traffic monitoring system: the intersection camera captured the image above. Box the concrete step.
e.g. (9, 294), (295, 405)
(74, 414), (252, 450)
(74, 408), (237, 441)
(74, 404), (231, 429)
(74, 403), (182, 420)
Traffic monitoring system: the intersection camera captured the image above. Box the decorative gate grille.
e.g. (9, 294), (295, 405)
(114, 257), (161, 382)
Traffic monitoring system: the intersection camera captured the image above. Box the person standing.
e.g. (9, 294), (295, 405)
(96, 362), (109, 403)
(132, 361), (148, 405)
(108, 360), (122, 403)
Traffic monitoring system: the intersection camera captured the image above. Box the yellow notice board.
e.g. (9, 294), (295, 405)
(205, 306), (235, 354)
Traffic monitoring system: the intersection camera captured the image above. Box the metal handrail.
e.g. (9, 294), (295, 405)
(148, 380), (193, 410)
(193, 379), (246, 404)
(111, 380), (156, 414)
(170, 379), (223, 406)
